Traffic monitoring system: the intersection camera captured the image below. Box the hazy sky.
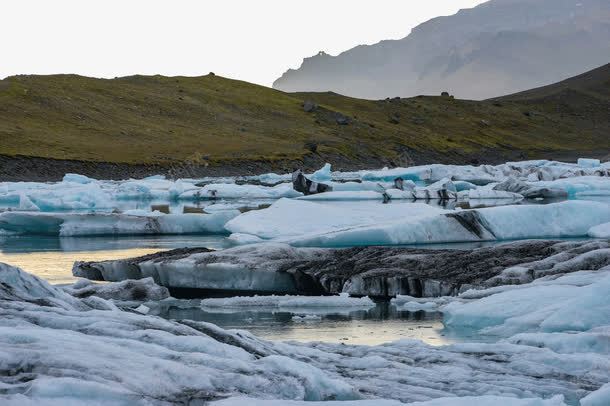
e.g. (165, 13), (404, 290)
(2, 0), (487, 87)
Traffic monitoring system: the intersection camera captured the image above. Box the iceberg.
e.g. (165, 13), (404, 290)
(360, 160), (610, 184)
(225, 198), (445, 242)
(62, 277), (170, 302)
(534, 176), (610, 197)
(444, 269), (610, 337)
(589, 222), (610, 238)
(578, 158), (601, 168)
(73, 240), (610, 298)
(310, 163), (332, 181)
(62, 173), (96, 184)
(180, 182), (301, 200)
(0, 210), (239, 236)
(283, 201), (610, 247)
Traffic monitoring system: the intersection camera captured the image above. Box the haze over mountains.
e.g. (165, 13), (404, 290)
(273, 0), (610, 100)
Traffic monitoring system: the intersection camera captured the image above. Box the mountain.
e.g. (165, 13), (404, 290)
(273, 0), (610, 100)
(1, 65), (609, 181)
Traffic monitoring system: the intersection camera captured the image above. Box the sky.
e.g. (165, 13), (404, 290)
(1, 0), (487, 87)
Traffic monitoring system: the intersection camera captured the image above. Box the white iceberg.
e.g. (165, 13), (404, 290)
(589, 222), (610, 238)
(578, 158), (601, 168)
(0, 210), (240, 236)
(310, 163), (332, 181)
(281, 201), (610, 247)
(444, 269), (610, 337)
(180, 183), (302, 200)
(225, 198), (445, 242)
(534, 176), (610, 197)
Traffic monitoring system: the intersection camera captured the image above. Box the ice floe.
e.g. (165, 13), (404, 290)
(225, 198), (445, 242)
(589, 222), (610, 238)
(444, 268), (610, 337)
(0, 210), (239, 236)
(2, 159), (610, 213)
(62, 277), (170, 302)
(264, 200), (610, 247)
(74, 240), (610, 298)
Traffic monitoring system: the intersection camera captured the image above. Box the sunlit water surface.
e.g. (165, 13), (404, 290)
(148, 300), (474, 346)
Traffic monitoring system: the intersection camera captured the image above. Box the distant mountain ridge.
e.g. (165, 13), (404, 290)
(273, 0), (610, 100)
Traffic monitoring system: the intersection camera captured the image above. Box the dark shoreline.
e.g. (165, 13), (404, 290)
(1, 150), (604, 182)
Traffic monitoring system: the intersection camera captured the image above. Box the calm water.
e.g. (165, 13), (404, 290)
(0, 234), (227, 284)
(0, 233), (594, 284)
(148, 300), (467, 346)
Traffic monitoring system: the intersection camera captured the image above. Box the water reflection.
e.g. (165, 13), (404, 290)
(149, 301), (454, 346)
(0, 234), (227, 284)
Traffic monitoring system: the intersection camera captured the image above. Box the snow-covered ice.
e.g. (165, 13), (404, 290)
(279, 200), (610, 247)
(589, 222), (610, 238)
(225, 198), (445, 242)
(3, 262), (610, 405)
(444, 269), (610, 337)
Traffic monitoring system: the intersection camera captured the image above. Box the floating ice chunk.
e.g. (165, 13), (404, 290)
(582, 382), (610, 406)
(297, 191), (383, 201)
(0, 210), (239, 236)
(578, 158), (601, 168)
(62, 173), (95, 184)
(444, 272), (610, 337)
(62, 277), (170, 302)
(134, 304), (150, 314)
(397, 301), (439, 311)
(18, 193), (40, 211)
(507, 328), (610, 354)
(74, 244), (314, 294)
(391, 295), (457, 312)
(462, 189), (523, 200)
(227, 232), (265, 245)
(310, 163), (332, 181)
(385, 188), (415, 200)
(180, 183), (301, 200)
(286, 201), (610, 247)
(201, 293), (375, 310)
(534, 176), (610, 197)
(589, 222), (610, 238)
(453, 181), (478, 192)
(225, 198), (445, 242)
(329, 181), (395, 192)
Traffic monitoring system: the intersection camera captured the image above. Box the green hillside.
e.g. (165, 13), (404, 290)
(1, 67), (608, 176)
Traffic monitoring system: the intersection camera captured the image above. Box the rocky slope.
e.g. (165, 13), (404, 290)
(274, 0), (610, 100)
